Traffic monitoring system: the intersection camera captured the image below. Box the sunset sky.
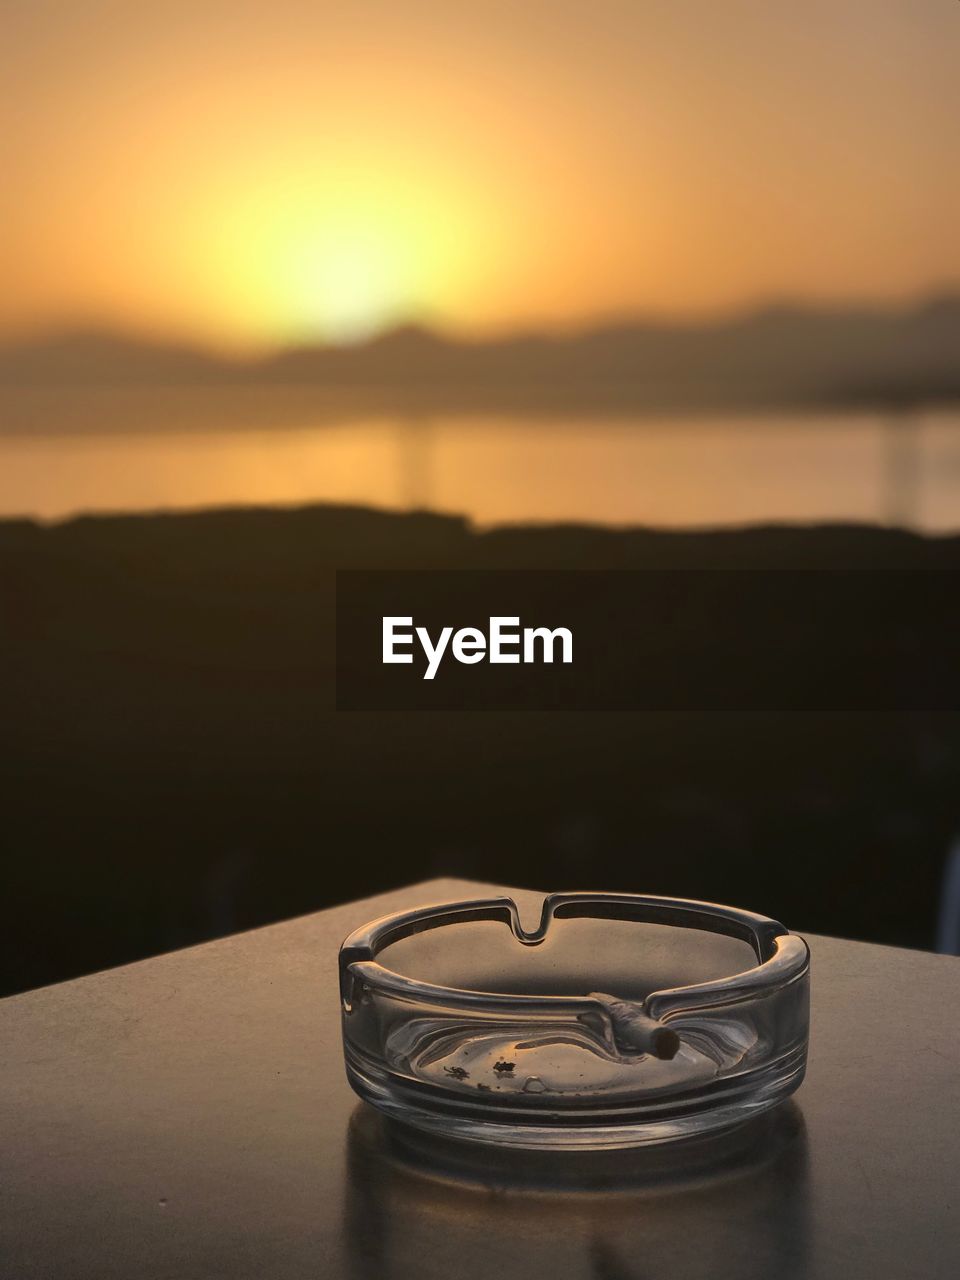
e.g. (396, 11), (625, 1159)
(3, 1), (959, 351)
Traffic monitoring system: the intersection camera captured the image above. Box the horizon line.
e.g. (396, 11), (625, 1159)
(2, 284), (960, 362)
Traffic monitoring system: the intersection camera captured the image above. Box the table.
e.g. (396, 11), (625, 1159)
(2, 878), (959, 1278)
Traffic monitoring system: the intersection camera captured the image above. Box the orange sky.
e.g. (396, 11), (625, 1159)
(2, 1), (959, 350)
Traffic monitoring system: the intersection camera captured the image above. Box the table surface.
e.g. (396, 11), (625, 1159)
(2, 878), (959, 1280)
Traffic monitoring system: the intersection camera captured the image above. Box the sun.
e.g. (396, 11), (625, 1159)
(205, 191), (441, 348)
(186, 163), (483, 350)
(287, 223), (414, 344)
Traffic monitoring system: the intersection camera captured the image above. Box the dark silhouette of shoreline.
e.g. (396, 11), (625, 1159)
(2, 501), (959, 996)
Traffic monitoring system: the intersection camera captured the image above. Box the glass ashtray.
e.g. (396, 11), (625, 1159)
(339, 892), (810, 1149)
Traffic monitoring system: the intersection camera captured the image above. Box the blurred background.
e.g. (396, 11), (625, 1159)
(2, 1), (959, 996)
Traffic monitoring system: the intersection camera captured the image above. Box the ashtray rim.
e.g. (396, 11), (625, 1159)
(339, 891), (809, 1023)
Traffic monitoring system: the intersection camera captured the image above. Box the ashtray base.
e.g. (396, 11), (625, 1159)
(346, 1044), (807, 1150)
